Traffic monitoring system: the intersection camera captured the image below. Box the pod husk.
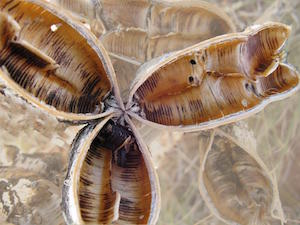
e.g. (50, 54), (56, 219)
(198, 130), (285, 225)
(50, 0), (106, 37)
(0, 0), (122, 121)
(62, 116), (160, 225)
(128, 23), (299, 132)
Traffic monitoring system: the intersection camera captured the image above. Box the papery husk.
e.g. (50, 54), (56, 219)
(128, 22), (299, 132)
(62, 115), (160, 225)
(50, 0), (106, 37)
(0, 0), (122, 121)
(100, 0), (235, 34)
(198, 129), (285, 225)
(100, 0), (150, 30)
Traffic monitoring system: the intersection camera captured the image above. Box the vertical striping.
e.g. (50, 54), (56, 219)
(0, 0), (113, 116)
(79, 136), (116, 224)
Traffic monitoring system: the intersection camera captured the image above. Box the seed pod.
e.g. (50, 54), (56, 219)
(100, 0), (150, 30)
(148, 0), (236, 37)
(50, 0), (106, 37)
(100, 0), (235, 34)
(63, 115), (160, 225)
(101, 28), (217, 64)
(0, 0), (121, 121)
(198, 132), (284, 225)
(128, 23), (299, 131)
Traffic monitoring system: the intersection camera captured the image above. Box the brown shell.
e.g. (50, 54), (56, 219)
(0, 0), (121, 121)
(63, 116), (160, 225)
(128, 23), (299, 131)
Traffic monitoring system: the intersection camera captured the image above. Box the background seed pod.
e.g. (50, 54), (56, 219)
(50, 0), (106, 37)
(198, 130), (284, 225)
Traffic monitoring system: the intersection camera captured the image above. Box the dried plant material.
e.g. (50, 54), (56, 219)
(1, 1), (300, 225)
(148, 0), (235, 37)
(63, 116), (160, 225)
(128, 23), (299, 131)
(0, 0), (119, 121)
(101, 0), (150, 30)
(100, 0), (235, 34)
(101, 29), (213, 64)
(99, 0), (236, 100)
(50, 0), (106, 37)
(102, 28), (149, 64)
(0, 168), (64, 225)
(109, 55), (140, 101)
(198, 131), (284, 225)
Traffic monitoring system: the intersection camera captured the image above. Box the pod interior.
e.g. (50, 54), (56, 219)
(78, 120), (153, 224)
(0, 0), (111, 115)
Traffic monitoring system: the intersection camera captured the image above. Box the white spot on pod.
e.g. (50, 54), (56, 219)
(50, 23), (61, 32)
(242, 99), (248, 107)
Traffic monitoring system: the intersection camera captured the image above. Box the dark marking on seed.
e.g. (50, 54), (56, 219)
(7, 1), (20, 12)
(188, 76), (194, 83)
(2, 0), (14, 10)
(190, 59), (196, 65)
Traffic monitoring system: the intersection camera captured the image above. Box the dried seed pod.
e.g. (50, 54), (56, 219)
(63, 116), (160, 225)
(99, 0), (236, 100)
(148, 0), (236, 37)
(101, 28), (214, 64)
(0, 0), (121, 121)
(100, 0), (235, 34)
(128, 23), (299, 131)
(198, 132), (284, 225)
(100, 0), (149, 30)
(50, 0), (106, 37)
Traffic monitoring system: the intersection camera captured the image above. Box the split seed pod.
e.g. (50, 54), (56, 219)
(0, 0), (121, 121)
(128, 23), (300, 131)
(198, 131), (284, 225)
(63, 116), (160, 224)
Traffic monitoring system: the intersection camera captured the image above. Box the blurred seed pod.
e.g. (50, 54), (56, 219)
(198, 130), (285, 225)
(50, 0), (106, 37)
(0, 0), (121, 122)
(63, 115), (160, 225)
(127, 23), (299, 132)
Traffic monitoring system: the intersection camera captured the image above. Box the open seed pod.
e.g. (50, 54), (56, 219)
(0, 0), (121, 122)
(99, 0), (236, 100)
(128, 22), (300, 131)
(63, 115), (160, 225)
(198, 130), (285, 225)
